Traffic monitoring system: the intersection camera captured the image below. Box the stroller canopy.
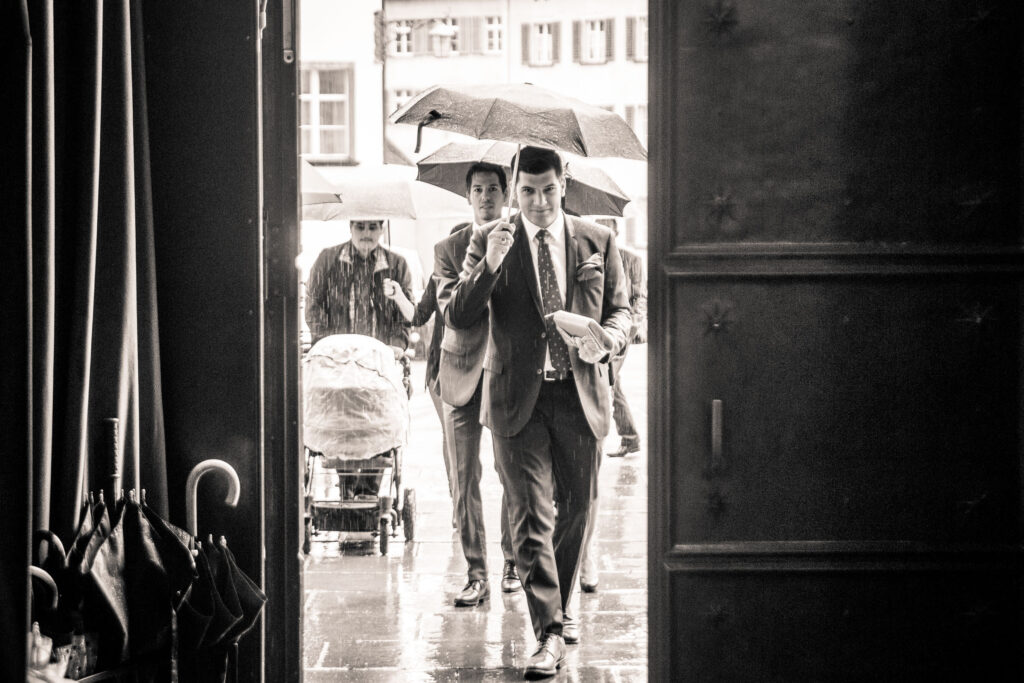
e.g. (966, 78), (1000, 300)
(303, 334), (409, 459)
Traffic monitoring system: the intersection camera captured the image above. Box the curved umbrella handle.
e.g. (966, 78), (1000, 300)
(415, 110), (442, 153)
(30, 566), (59, 610)
(186, 459), (241, 537)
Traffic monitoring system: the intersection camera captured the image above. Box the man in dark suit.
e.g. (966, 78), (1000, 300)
(438, 146), (632, 679)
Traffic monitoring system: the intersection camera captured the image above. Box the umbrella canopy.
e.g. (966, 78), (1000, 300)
(390, 83), (647, 160)
(304, 178), (470, 222)
(416, 140), (631, 217)
(301, 159), (342, 206)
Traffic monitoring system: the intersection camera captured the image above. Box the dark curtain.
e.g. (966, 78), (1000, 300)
(27, 0), (169, 563)
(1, 2), (33, 679)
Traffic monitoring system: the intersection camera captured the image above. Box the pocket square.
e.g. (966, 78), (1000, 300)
(576, 253), (604, 281)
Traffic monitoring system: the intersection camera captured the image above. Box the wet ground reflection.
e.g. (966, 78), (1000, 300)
(303, 351), (648, 681)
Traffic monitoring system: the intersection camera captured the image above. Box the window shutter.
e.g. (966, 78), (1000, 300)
(605, 18), (615, 62)
(572, 21), (581, 63)
(459, 17), (476, 54)
(552, 22), (561, 64)
(522, 23), (530, 64)
(626, 17), (635, 60)
(412, 24), (430, 54)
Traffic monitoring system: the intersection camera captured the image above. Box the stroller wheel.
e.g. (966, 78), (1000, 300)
(379, 517), (389, 554)
(402, 489), (416, 542)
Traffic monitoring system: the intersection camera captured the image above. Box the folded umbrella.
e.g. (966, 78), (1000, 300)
(416, 140), (631, 217)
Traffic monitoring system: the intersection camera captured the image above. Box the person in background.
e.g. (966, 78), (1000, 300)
(304, 218), (414, 495)
(439, 146), (632, 679)
(604, 220), (647, 458)
(390, 163), (520, 605)
(577, 219), (648, 594)
(304, 218), (413, 355)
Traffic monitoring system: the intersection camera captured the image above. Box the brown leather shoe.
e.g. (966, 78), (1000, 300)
(562, 613), (579, 644)
(453, 579), (489, 607)
(524, 634), (565, 679)
(500, 560), (522, 593)
(606, 438), (640, 457)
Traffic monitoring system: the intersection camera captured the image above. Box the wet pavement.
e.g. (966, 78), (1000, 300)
(303, 348), (647, 681)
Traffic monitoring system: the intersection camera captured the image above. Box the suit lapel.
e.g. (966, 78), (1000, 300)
(514, 217), (545, 317)
(564, 215), (578, 312)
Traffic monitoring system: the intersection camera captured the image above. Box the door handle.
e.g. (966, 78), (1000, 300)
(709, 399), (726, 474)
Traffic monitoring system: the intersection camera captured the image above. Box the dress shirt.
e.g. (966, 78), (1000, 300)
(521, 210), (568, 373)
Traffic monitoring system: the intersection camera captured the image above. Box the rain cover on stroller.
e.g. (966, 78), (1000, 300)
(303, 334), (409, 460)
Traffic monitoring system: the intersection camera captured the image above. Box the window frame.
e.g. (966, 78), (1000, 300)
(390, 20), (413, 56)
(530, 22), (555, 66)
(634, 15), (649, 62)
(485, 15), (504, 53)
(299, 64), (355, 164)
(580, 19), (607, 64)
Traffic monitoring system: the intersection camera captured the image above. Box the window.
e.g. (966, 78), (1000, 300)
(627, 16), (648, 61)
(390, 88), (415, 115)
(582, 20), (606, 63)
(625, 104), (648, 142)
(485, 16), (503, 52)
(390, 20), (413, 55)
(523, 22), (559, 66)
(431, 18), (459, 57)
(300, 66), (353, 162)
(573, 18), (615, 64)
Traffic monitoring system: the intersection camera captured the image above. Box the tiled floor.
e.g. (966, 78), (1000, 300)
(303, 349), (648, 681)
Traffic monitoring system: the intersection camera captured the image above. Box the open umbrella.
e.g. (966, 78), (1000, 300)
(303, 178), (470, 222)
(416, 140), (631, 217)
(390, 83), (647, 161)
(301, 159), (342, 206)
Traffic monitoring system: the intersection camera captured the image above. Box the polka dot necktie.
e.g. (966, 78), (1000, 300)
(535, 229), (572, 377)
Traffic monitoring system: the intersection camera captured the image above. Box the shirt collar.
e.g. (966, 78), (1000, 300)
(521, 210), (566, 246)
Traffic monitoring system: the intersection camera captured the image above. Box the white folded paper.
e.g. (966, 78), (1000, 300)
(550, 310), (605, 347)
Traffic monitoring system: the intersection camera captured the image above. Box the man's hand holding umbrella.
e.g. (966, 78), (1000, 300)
(484, 222), (515, 273)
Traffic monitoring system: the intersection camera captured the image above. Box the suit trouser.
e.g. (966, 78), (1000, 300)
(428, 383), (456, 502)
(442, 382), (514, 581)
(610, 341), (638, 441)
(491, 377), (600, 640)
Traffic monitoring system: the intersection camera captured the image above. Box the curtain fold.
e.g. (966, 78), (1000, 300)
(29, 0), (169, 551)
(1, 2), (34, 679)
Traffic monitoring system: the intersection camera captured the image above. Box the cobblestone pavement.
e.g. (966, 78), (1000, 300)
(303, 348), (647, 681)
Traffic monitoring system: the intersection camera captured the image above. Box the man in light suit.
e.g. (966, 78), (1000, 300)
(433, 163), (520, 606)
(438, 146), (632, 680)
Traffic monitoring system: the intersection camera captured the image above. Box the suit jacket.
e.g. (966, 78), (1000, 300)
(433, 225), (489, 407)
(438, 213), (632, 438)
(410, 274), (442, 391)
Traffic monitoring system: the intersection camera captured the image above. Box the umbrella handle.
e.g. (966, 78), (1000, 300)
(506, 144), (521, 217)
(414, 110), (442, 153)
(186, 459), (241, 537)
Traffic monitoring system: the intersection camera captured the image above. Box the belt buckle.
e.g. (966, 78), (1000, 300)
(544, 370), (569, 382)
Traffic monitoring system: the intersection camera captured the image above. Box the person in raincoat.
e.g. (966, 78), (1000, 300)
(304, 219), (414, 355)
(438, 146), (632, 679)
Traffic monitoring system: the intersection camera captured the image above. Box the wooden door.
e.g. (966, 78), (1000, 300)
(648, 2), (1023, 680)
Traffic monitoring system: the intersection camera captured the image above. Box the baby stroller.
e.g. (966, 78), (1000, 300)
(302, 334), (415, 554)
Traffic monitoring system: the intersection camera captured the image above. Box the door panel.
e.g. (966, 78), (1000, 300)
(670, 569), (1020, 681)
(670, 277), (1020, 544)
